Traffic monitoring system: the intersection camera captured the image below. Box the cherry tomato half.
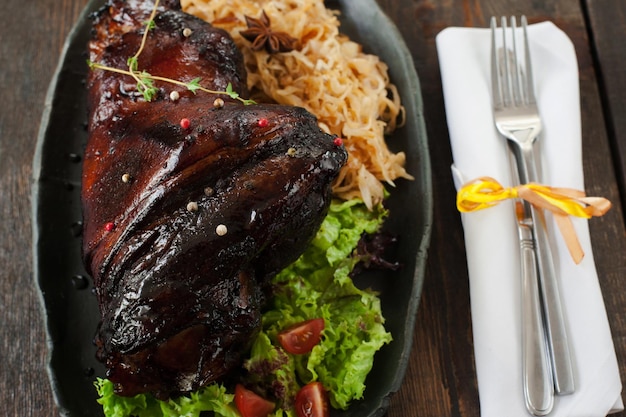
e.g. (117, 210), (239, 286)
(277, 318), (325, 355)
(234, 384), (275, 417)
(294, 382), (329, 417)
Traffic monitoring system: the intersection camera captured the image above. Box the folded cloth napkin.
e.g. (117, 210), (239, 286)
(436, 22), (623, 417)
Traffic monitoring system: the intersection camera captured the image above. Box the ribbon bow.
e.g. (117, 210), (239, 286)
(457, 177), (612, 264)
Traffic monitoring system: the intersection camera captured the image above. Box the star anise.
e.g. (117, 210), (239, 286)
(240, 10), (297, 54)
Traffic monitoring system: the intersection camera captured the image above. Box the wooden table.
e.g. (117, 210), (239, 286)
(1, 0), (624, 416)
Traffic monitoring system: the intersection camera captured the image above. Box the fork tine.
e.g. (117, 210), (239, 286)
(490, 17), (503, 109)
(521, 16), (537, 105)
(500, 17), (513, 108)
(510, 16), (523, 107)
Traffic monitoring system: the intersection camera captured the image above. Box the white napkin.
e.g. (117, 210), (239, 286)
(436, 22), (623, 417)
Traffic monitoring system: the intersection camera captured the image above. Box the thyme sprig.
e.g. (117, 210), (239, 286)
(87, 0), (255, 105)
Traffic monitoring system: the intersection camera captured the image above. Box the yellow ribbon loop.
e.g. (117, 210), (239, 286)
(457, 176), (612, 264)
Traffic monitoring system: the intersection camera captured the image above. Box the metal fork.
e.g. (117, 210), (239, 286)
(490, 15), (576, 412)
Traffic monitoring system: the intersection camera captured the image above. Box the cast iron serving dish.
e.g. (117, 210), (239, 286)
(32, 0), (433, 415)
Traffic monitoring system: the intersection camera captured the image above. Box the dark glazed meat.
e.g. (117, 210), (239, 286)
(82, 0), (346, 399)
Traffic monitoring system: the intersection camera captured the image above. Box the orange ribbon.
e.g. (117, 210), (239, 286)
(457, 177), (612, 264)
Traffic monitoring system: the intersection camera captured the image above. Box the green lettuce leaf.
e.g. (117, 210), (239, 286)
(94, 378), (239, 417)
(253, 199), (392, 409)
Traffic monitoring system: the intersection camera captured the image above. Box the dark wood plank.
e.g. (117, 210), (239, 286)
(584, 0), (626, 209)
(0, 0), (91, 415)
(583, 0), (626, 405)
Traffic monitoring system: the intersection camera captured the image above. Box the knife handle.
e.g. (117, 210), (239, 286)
(530, 205), (576, 395)
(518, 220), (554, 416)
(517, 144), (576, 395)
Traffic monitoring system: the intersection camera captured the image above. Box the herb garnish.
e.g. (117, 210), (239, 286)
(87, 0), (255, 105)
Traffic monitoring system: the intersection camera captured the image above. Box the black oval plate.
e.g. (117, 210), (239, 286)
(32, 1), (432, 416)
